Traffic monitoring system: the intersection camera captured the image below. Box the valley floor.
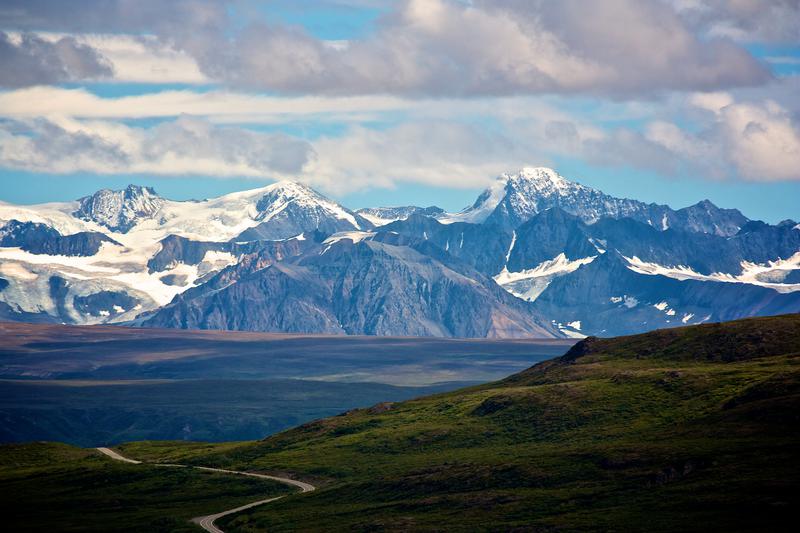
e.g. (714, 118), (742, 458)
(2, 315), (798, 531)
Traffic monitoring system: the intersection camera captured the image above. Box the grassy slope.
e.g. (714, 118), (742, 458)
(0, 442), (293, 532)
(120, 314), (800, 532)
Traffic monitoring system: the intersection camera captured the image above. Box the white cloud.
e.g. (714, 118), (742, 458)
(643, 95), (800, 181)
(304, 121), (541, 192)
(718, 100), (800, 181)
(0, 86), (414, 122)
(0, 116), (314, 178)
(688, 91), (734, 113)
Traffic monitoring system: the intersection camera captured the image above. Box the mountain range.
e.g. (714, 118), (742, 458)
(1, 167), (798, 337)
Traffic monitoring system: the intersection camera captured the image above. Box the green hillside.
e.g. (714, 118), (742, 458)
(0, 443), (293, 532)
(119, 314), (800, 532)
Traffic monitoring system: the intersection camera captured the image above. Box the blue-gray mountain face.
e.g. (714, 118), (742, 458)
(1, 168), (798, 338)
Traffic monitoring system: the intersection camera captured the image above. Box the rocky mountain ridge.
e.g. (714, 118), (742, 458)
(1, 168), (797, 337)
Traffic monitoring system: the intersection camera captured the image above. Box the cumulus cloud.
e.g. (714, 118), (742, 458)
(0, 116), (314, 178)
(0, 31), (113, 88)
(305, 121), (539, 192)
(700, 98), (800, 181)
(672, 0), (800, 44)
(643, 95), (800, 181)
(1, 0), (772, 96)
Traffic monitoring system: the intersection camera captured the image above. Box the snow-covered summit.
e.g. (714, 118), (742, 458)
(234, 180), (371, 241)
(440, 167), (737, 234)
(74, 185), (165, 233)
(253, 181), (360, 226)
(440, 167), (605, 227)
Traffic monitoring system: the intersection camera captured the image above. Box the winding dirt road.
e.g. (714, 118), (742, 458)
(96, 447), (315, 532)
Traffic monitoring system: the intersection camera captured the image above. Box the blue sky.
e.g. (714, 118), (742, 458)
(0, 0), (798, 222)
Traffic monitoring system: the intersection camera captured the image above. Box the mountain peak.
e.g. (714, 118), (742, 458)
(265, 180), (316, 194)
(73, 184), (164, 233)
(234, 180), (372, 241)
(514, 167), (567, 183)
(442, 167), (591, 226)
(255, 181), (343, 221)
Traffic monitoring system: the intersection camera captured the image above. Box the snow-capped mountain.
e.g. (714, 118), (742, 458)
(74, 185), (165, 233)
(1, 168), (797, 338)
(357, 206), (445, 226)
(237, 181), (373, 241)
(0, 181), (367, 325)
(440, 167), (748, 236)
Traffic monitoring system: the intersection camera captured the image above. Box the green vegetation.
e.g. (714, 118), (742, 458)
(119, 314), (800, 531)
(0, 442), (293, 532)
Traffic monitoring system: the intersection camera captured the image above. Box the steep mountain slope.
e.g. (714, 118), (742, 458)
(442, 167), (748, 236)
(142, 235), (558, 338)
(382, 214), (514, 275)
(120, 314), (800, 532)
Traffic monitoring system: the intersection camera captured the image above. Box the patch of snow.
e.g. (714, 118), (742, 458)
(623, 296), (638, 308)
(323, 231), (376, 246)
(0, 262), (39, 281)
(624, 253), (800, 293)
(504, 231), (517, 264)
(494, 253), (596, 285)
(357, 212), (392, 226)
(556, 321), (587, 339)
(588, 238), (607, 254)
(321, 231), (376, 254)
(494, 253), (596, 302)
